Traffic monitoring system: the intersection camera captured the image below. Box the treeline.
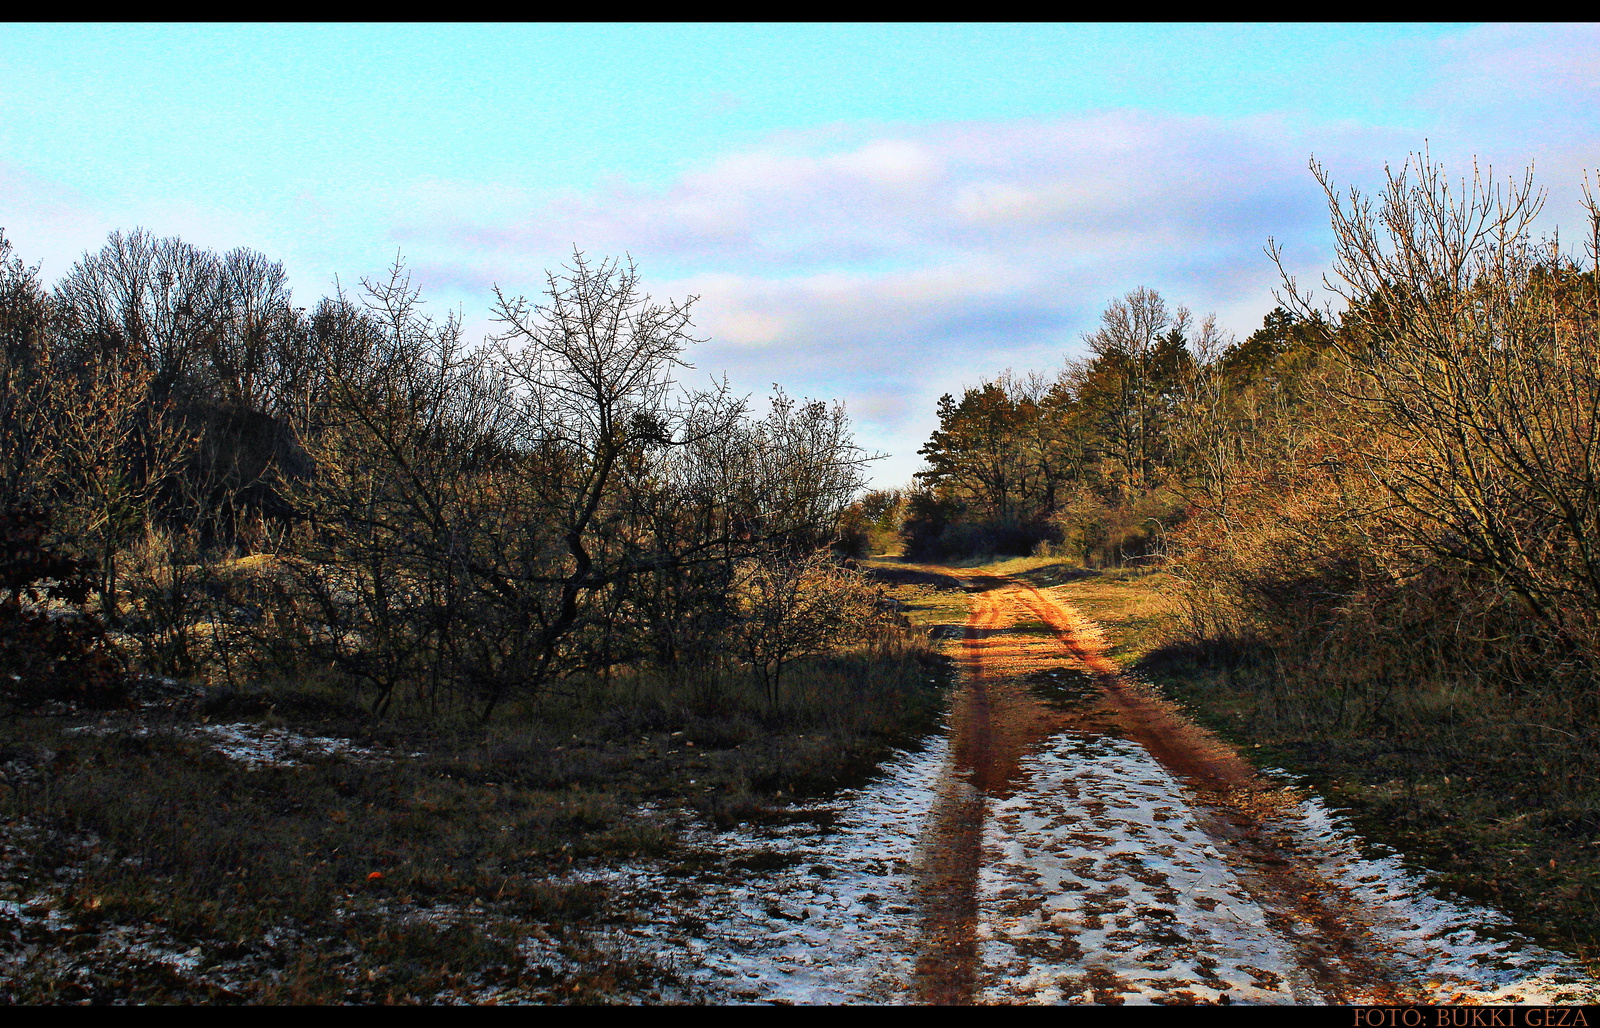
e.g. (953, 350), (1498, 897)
(892, 290), (1330, 564)
(0, 230), (901, 717)
(886, 156), (1600, 730)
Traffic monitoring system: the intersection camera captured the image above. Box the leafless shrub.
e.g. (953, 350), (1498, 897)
(280, 251), (877, 717)
(1273, 156), (1600, 688)
(733, 550), (902, 709)
(4, 227), (890, 723)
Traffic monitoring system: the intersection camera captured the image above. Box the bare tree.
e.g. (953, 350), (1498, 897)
(272, 248), (878, 716)
(1079, 287), (1174, 491)
(0, 231), (58, 512)
(735, 387), (873, 551)
(480, 251), (739, 712)
(53, 353), (192, 626)
(1273, 155), (1600, 670)
(1168, 311), (1239, 532)
(53, 229), (224, 388)
(291, 256), (506, 714)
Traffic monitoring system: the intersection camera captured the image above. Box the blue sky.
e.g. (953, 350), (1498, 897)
(4, 23), (1598, 485)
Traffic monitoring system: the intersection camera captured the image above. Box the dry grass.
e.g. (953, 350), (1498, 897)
(0, 708), (671, 1002)
(0, 633), (950, 1003)
(1051, 566), (1600, 972)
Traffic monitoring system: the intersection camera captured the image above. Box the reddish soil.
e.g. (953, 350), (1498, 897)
(907, 566), (1417, 1005)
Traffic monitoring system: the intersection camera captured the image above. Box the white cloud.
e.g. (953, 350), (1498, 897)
(26, 83), (1595, 488)
(955, 180), (1080, 226)
(1431, 23), (1600, 115)
(378, 110), (1406, 484)
(828, 139), (941, 188)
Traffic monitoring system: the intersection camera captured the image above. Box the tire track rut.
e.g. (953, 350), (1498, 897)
(912, 568), (1410, 1004)
(569, 563), (1600, 1004)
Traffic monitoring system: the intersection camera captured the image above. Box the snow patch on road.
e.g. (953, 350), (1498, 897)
(1276, 792), (1600, 1005)
(974, 726), (1600, 1005)
(978, 732), (1308, 1004)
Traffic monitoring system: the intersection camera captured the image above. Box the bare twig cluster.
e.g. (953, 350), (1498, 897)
(0, 232), (885, 717)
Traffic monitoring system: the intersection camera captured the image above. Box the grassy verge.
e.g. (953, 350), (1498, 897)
(0, 639), (950, 1002)
(861, 559), (972, 642)
(1043, 565), (1600, 971)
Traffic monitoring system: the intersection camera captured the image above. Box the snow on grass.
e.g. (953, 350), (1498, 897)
(570, 734), (951, 1003)
(64, 719), (419, 770)
(188, 722), (396, 770)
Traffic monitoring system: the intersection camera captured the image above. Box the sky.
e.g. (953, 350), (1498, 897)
(4, 23), (1599, 486)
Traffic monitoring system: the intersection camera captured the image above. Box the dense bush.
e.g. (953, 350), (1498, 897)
(0, 504), (125, 710)
(1167, 157), (1600, 731)
(0, 230), (886, 719)
(906, 155), (1600, 735)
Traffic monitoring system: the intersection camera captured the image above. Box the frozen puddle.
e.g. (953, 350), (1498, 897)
(978, 733), (1308, 1004)
(574, 735), (951, 1003)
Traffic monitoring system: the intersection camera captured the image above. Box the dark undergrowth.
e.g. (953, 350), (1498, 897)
(0, 645), (951, 1003)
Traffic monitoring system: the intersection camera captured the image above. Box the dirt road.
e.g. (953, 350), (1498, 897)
(906, 566), (1595, 1005)
(575, 564), (1597, 1004)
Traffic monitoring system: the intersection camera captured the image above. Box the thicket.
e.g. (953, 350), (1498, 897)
(903, 153), (1600, 748)
(0, 230), (907, 720)
(904, 292), (1237, 563)
(1170, 160), (1600, 735)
